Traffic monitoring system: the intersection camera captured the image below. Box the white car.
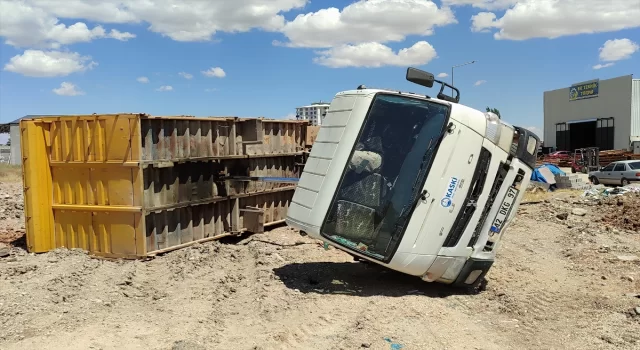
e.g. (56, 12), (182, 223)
(589, 160), (640, 186)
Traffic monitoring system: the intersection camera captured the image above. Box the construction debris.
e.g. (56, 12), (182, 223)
(555, 174), (592, 190)
(582, 184), (640, 199)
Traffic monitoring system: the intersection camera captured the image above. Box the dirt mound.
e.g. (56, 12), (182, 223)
(0, 182), (25, 247)
(2, 182), (640, 350)
(0, 195), (23, 221)
(598, 194), (640, 231)
(0, 229), (23, 245)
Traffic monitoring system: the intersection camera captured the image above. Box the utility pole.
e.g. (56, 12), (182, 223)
(451, 61), (476, 94)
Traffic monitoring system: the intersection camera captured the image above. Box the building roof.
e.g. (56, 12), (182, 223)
(0, 117), (21, 126)
(297, 101), (330, 109)
(0, 119), (18, 133)
(1, 114), (65, 126)
(0, 115), (60, 132)
(544, 74), (634, 94)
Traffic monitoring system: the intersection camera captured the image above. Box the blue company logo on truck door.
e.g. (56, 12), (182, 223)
(440, 177), (459, 208)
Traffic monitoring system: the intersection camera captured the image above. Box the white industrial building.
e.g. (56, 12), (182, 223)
(0, 118), (23, 165)
(295, 102), (330, 126)
(543, 75), (640, 153)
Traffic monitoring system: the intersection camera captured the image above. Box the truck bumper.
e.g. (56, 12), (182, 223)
(451, 258), (494, 289)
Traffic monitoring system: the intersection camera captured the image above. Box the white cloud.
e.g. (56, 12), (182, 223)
(156, 85), (173, 92)
(23, 0), (307, 42)
(201, 67), (226, 78)
(0, 0), (135, 48)
(313, 41), (438, 68)
(25, 0), (138, 24)
(468, 0), (640, 40)
(442, 0), (518, 10)
(130, 0), (307, 41)
(598, 38), (639, 62)
(52, 82), (84, 96)
(279, 0), (456, 48)
(179, 72), (194, 79)
(1, 0), (308, 48)
(204, 88), (219, 92)
(137, 76), (149, 83)
(471, 12), (498, 33)
(437, 72), (449, 78)
(592, 63), (615, 70)
(474, 80), (487, 86)
(108, 29), (136, 41)
(3, 50), (97, 77)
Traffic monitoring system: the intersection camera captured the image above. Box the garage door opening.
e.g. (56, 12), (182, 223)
(569, 120), (596, 150)
(555, 118), (614, 152)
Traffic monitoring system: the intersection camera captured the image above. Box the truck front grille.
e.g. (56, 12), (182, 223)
(442, 147), (492, 247)
(468, 162), (508, 248)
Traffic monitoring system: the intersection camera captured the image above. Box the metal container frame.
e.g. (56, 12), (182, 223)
(20, 113), (308, 258)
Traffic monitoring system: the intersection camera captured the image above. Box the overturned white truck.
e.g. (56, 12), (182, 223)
(286, 68), (540, 289)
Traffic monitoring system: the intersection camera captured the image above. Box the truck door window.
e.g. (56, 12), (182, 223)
(320, 93), (450, 262)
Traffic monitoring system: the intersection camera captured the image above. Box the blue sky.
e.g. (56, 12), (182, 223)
(1, 0), (639, 146)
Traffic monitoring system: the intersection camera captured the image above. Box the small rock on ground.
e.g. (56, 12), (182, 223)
(572, 208), (588, 216)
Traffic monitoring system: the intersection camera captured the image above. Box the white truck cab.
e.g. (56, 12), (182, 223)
(286, 68), (540, 289)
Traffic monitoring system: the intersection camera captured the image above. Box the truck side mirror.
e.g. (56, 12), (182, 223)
(406, 68), (435, 88)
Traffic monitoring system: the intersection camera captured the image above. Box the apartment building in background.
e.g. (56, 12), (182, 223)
(295, 101), (330, 126)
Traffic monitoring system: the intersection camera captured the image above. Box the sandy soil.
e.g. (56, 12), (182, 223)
(1, 178), (639, 350)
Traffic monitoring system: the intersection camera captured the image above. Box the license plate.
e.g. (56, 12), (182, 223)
(490, 187), (519, 234)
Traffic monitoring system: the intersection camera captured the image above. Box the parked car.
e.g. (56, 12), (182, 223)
(588, 160), (640, 186)
(547, 150), (571, 159)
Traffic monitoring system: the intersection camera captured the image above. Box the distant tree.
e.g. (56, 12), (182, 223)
(486, 107), (501, 119)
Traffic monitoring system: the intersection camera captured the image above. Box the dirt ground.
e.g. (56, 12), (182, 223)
(1, 171), (639, 350)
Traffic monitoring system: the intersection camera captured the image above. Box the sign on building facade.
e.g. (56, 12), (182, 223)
(569, 79), (599, 101)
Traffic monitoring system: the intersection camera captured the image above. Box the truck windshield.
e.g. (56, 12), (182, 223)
(320, 93), (450, 262)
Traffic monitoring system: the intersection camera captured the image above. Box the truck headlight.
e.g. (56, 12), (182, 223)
(484, 112), (501, 144)
(526, 135), (538, 155)
(498, 124), (515, 153)
(485, 112), (514, 153)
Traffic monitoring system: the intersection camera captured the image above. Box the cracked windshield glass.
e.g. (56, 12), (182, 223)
(321, 94), (450, 261)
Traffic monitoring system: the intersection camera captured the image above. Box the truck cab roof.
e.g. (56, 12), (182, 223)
(334, 87), (489, 138)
